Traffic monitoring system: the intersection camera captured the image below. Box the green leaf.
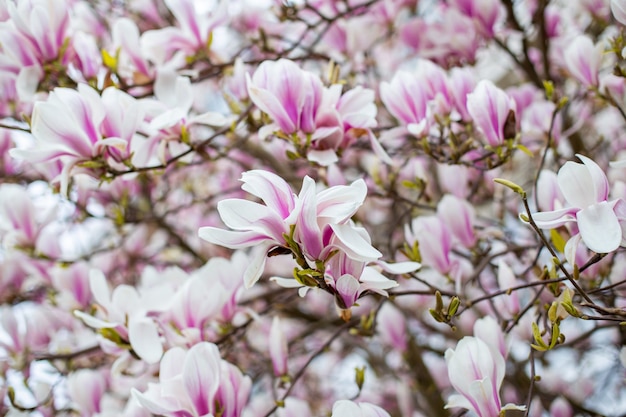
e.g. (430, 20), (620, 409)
(550, 229), (566, 253)
(514, 143), (534, 157)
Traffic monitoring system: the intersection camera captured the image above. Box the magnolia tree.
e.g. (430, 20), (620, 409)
(3, 0), (626, 416)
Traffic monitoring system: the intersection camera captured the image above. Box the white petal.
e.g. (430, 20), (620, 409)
(243, 243), (272, 288)
(331, 400), (361, 417)
(558, 158), (597, 208)
(73, 310), (117, 329)
(307, 149), (339, 165)
(444, 394), (474, 411)
(330, 223), (382, 262)
(375, 260), (421, 274)
(128, 316), (163, 364)
(89, 269), (111, 308)
(530, 208), (577, 229)
(269, 277), (303, 288)
(198, 227), (268, 249)
(577, 202), (621, 253)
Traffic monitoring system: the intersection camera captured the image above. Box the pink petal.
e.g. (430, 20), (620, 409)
(240, 170), (296, 219)
(217, 199), (287, 242)
(247, 70), (297, 134)
(296, 176), (323, 260)
(335, 274), (360, 308)
(467, 80), (512, 146)
(183, 343), (221, 415)
(198, 227), (269, 249)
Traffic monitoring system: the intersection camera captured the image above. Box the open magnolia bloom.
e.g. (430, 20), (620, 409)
(132, 342), (251, 417)
(529, 154), (626, 257)
(445, 336), (525, 417)
(198, 170), (383, 288)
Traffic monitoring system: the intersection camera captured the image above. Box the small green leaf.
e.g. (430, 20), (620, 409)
(550, 229), (566, 253)
(531, 322), (548, 349)
(514, 143), (534, 157)
(543, 80), (555, 101)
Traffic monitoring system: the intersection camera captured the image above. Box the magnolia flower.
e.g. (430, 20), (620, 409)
(247, 59), (324, 136)
(449, 0), (501, 37)
(10, 84), (144, 195)
(445, 336), (525, 417)
(136, 69), (227, 166)
(199, 170), (382, 288)
(376, 302), (408, 352)
(379, 70), (430, 136)
(405, 216), (455, 275)
(66, 369), (107, 417)
(74, 269), (171, 364)
(132, 342), (251, 417)
(331, 400), (391, 417)
(141, 0), (228, 65)
(564, 35), (602, 87)
(437, 194), (477, 248)
(467, 80), (517, 147)
(531, 154), (626, 255)
(247, 59), (383, 165)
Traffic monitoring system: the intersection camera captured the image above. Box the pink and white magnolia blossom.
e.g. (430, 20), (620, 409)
(530, 154), (626, 255)
(445, 336), (525, 417)
(141, 0), (228, 65)
(449, 0), (501, 37)
(199, 170), (383, 288)
(563, 35), (602, 88)
(132, 342), (251, 417)
(5, 0), (70, 63)
(136, 69), (228, 166)
(66, 369), (107, 417)
(247, 59), (383, 165)
(467, 80), (517, 147)
(74, 269), (172, 364)
(437, 194), (477, 248)
(331, 400), (391, 417)
(377, 302), (408, 352)
(10, 84), (145, 195)
(400, 7), (480, 66)
(0, 184), (50, 249)
(247, 59), (323, 137)
(380, 70), (429, 136)
(110, 18), (153, 81)
(405, 216), (456, 276)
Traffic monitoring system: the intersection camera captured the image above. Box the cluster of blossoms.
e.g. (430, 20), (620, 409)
(3, 0), (626, 417)
(199, 169), (419, 314)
